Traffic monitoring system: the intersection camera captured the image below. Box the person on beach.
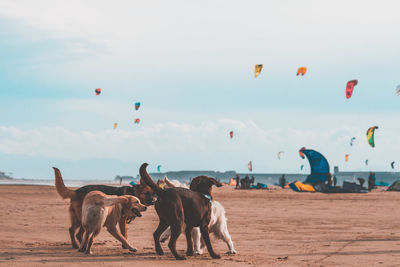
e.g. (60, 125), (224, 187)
(333, 175), (337, 187)
(250, 176), (255, 186)
(357, 177), (365, 188)
(368, 172), (376, 191)
(235, 175), (240, 189)
(326, 173), (332, 186)
(279, 175), (286, 188)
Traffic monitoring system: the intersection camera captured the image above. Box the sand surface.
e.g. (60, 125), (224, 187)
(0, 185), (400, 266)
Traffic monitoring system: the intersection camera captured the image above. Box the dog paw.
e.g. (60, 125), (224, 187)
(72, 244), (79, 249)
(160, 237), (167, 243)
(156, 250), (164, 255)
(226, 250), (237, 255)
(175, 255), (186, 260)
(186, 251), (193, 256)
(128, 247), (137, 252)
(211, 254), (221, 259)
(193, 250), (203, 255)
(85, 250), (92, 255)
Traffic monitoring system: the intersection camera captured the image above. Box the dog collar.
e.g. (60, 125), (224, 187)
(201, 193), (212, 203)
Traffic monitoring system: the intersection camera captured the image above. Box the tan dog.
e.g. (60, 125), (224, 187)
(78, 191), (147, 255)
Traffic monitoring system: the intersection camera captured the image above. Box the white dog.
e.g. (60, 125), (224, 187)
(160, 177), (236, 255)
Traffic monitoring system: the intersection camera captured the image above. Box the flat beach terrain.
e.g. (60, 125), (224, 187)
(1, 185), (399, 266)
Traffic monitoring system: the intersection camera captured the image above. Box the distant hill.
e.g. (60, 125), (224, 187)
(0, 171), (13, 180)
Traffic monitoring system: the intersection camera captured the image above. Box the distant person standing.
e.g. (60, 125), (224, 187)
(357, 177), (365, 188)
(250, 176), (255, 186)
(326, 173), (332, 186)
(368, 172), (376, 191)
(235, 175), (240, 189)
(279, 175), (286, 188)
(333, 175), (337, 187)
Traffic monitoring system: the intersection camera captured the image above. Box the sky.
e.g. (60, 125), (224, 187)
(1, 0), (400, 179)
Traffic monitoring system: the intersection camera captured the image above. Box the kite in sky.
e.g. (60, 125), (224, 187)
(135, 102), (141, 110)
(95, 88), (102, 96)
(229, 131), (234, 139)
(254, 64), (263, 78)
(366, 126), (378, 148)
(248, 161), (253, 172)
(297, 67), (307, 76)
(113, 123), (118, 129)
(346, 80), (358, 99)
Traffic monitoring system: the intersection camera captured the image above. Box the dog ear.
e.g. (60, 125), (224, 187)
(208, 177), (223, 187)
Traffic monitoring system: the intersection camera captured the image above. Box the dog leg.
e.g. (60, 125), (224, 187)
(107, 226), (137, 252)
(168, 224), (185, 260)
(220, 227), (236, 254)
(160, 227), (171, 243)
(69, 207), (80, 249)
(153, 220), (168, 255)
(86, 228), (100, 255)
(118, 218), (128, 249)
(200, 225), (220, 259)
(76, 226), (84, 243)
(185, 225), (194, 256)
(192, 227), (203, 255)
(78, 230), (90, 253)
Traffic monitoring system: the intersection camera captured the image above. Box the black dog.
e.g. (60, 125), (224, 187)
(139, 163), (222, 260)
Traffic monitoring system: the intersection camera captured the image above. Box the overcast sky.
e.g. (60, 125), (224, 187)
(1, 0), (400, 179)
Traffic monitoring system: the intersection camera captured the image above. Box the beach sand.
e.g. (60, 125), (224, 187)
(0, 185), (399, 266)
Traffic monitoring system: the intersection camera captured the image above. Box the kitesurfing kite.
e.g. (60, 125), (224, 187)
(157, 165), (161, 172)
(248, 161), (253, 172)
(365, 159), (369, 166)
(350, 137), (356, 146)
(297, 67), (307, 76)
(345, 154), (349, 162)
(300, 164), (304, 171)
(95, 88), (102, 96)
(391, 161), (395, 169)
(300, 148), (330, 185)
(299, 147), (306, 159)
(113, 123), (118, 129)
(229, 131), (234, 139)
(134, 118), (140, 124)
(135, 102), (141, 111)
(346, 80), (358, 99)
(277, 151), (284, 160)
(254, 64), (263, 78)
(366, 126), (378, 148)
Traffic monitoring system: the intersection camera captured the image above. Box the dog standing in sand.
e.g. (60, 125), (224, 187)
(160, 177), (236, 255)
(53, 167), (156, 249)
(140, 163), (222, 260)
(78, 191), (147, 255)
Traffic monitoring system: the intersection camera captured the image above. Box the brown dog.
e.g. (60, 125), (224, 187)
(139, 163), (222, 260)
(53, 167), (156, 249)
(78, 191), (147, 254)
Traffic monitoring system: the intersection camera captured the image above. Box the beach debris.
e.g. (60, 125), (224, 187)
(134, 118), (140, 124)
(135, 102), (141, 110)
(229, 131), (234, 139)
(254, 64), (263, 78)
(345, 154), (349, 162)
(248, 161), (253, 172)
(296, 66), (307, 76)
(95, 88), (102, 96)
(277, 151), (284, 160)
(113, 123), (118, 129)
(350, 137), (356, 146)
(366, 126), (378, 148)
(391, 161), (395, 169)
(346, 80), (358, 99)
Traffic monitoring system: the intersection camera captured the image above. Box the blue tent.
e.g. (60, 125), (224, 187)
(301, 149), (330, 185)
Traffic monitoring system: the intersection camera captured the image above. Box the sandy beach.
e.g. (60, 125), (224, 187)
(1, 185), (400, 266)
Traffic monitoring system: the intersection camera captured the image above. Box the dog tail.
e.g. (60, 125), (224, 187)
(104, 196), (128, 207)
(53, 167), (76, 199)
(164, 176), (176, 188)
(140, 163), (164, 196)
